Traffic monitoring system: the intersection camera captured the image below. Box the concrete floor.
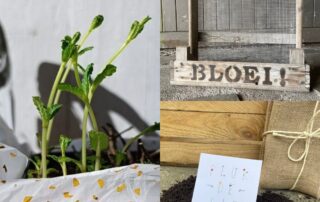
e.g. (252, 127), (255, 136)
(161, 166), (318, 201)
(161, 47), (320, 101)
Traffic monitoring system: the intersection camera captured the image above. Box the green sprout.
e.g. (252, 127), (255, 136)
(33, 15), (151, 177)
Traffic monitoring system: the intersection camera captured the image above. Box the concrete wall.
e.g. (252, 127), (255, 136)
(0, 0), (160, 153)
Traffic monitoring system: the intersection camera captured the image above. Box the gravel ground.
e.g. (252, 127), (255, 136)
(161, 48), (320, 101)
(161, 166), (319, 202)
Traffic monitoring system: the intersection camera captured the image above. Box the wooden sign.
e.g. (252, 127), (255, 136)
(171, 60), (310, 92)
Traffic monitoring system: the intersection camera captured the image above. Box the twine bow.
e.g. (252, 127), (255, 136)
(263, 102), (320, 190)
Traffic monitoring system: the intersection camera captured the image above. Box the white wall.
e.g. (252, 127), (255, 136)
(0, 0), (160, 153)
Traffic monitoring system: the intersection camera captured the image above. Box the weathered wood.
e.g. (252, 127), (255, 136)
(188, 0), (198, 59)
(161, 140), (262, 166)
(160, 32), (188, 48)
(176, 0), (189, 31)
(162, 0), (177, 32)
(217, 0), (230, 30)
(303, 0), (314, 28)
(161, 110), (265, 140)
(176, 46), (191, 61)
(160, 101), (268, 114)
(267, 0), (281, 29)
(171, 60), (310, 92)
(199, 31), (295, 44)
(242, 0), (255, 29)
(204, 0), (217, 30)
(314, 0), (320, 27)
(303, 28), (320, 43)
(198, 0), (204, 31)
(290, 48), (305, 65)
(255, 0), (268, 29)
(230, 0), (242, 30)
(297, 0), (304, 48)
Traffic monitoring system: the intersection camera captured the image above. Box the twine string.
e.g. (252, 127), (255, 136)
(262, 102), (320, 190)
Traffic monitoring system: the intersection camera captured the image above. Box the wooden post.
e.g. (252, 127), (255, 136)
(296, 0), (303, 48)
(188, 0), (198, 60)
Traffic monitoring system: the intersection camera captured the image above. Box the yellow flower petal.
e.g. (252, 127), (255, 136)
(116, 183), (126, 192)
(9, 152), (17, 157)
(97, 179), (104, 188)
(137, 171), (143, 176)
(23, 196), (32, 202)
(92, 195), (99, 200)
(134, 188), (141, 196)
(63, 192), (73, 198)
(48, 185), (56, 190)
(73, 178), (80, 187)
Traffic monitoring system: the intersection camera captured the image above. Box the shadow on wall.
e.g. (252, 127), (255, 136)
(37, 62), (155, 147)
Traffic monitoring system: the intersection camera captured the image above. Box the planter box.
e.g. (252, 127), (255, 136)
(0, 164), (159, 202)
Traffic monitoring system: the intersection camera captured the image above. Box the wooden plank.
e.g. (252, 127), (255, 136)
(314, 0), (320, 27)
(160, 32), (188, 48)
(171, 60), (310, 92)
(255, 0), (267, 29)
(217, 0), (230, 30)
(267, 0), (281, 29)
(204, 0), (217, 30)
(303, 28), (320, 42)
(160, 101), (268, 114)
(303, 0), (314, 28)
(242, 0), (255, 29)
(199, 31), (295, 44)
(297, 0), (303, 48)
(188, 0), (198, 59)
(162, 0), (177, 32)
(198, 0), (204, 31)
(161, 140), (262, 166)
(161, 110), (265, 140)
(230, 0), (242, 30)
(176, 0), (188, 31)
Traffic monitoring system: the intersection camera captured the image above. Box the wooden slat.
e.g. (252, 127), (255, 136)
(267, 0), (281, 29)
(255, 0), (267, 29)
(303, 28), (320, 43)
(160, 101), (268, 114)
(161, 110), (265, 141)
(230, 0), (242, 30)
(161, 140), (262, 166)
(198, 0), (204, 31)
(303, 0), (314, 28)
(204, 0), (217, 30)
(217, 0), (230, 30)
(314, 0), (320, 27)
(162, 0), (177, 32)
(242, 0), (255, 29)
(199, 31), (295, 44)
(176, 0), (188, 31)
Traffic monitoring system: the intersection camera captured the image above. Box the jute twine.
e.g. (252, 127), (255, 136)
(263, 101), (320, 190)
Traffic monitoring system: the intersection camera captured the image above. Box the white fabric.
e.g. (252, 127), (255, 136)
(0, 143), (28, 180)
(0, 164), (159, 202)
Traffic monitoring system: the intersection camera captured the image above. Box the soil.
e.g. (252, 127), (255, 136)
(161, 176), (293, 202)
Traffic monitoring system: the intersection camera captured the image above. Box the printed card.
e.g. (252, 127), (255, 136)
(192, 153), (262, 202)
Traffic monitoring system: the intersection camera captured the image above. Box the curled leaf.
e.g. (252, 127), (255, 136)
(58, 83), (87, 103)
(78, 46), (94, 56)
(59, 135), (71, 154)
(92, 64), (117, 92)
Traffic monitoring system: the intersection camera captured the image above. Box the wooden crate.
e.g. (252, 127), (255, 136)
(160, 101), (269, 167)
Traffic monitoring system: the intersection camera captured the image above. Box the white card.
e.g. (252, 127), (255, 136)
(192, 153), (262, 202)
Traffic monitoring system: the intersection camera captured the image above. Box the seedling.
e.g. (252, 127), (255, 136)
(33, 15), (151, 177)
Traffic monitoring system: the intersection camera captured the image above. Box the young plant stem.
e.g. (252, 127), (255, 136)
(41, 122), (48, 178)
(46, 28), (93, 143)
(81, 106), (89, 172)
(61, 149), (67, 176)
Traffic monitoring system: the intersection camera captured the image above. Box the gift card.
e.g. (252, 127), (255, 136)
(192, 153), (262, 202)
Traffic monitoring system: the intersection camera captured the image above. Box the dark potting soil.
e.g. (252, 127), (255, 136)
(160, 176), (293, 202)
